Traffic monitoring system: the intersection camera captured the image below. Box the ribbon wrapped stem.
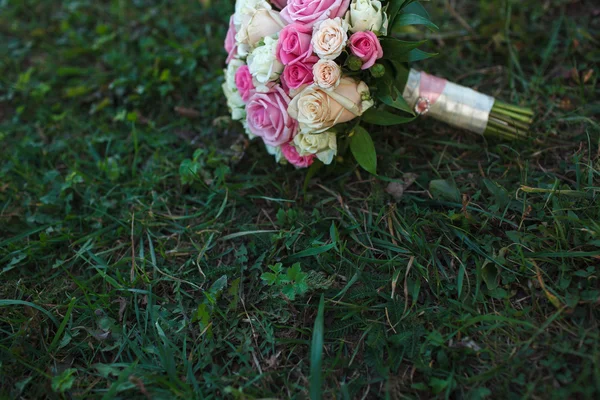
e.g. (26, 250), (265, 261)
(403, 69), (534, 139)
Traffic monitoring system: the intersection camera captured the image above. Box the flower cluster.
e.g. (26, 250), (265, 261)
(223, 0), (388, 168)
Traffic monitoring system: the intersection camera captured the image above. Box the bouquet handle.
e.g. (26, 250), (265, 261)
(402, 69), (534, 139)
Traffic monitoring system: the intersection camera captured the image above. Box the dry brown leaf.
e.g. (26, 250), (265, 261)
(175, 106), (201, 119)
(386, 173), (418, 201)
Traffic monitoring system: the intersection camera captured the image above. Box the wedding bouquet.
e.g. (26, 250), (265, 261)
(222, 0), (534, 172)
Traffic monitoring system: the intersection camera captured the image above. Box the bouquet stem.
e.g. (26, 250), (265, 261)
(485, 100), (534, 139)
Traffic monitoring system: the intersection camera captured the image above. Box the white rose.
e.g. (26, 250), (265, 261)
(225, 59), (245, 88)
(293, 131), (338, 165)
(223, 59), (246, 121)
(345, 0), (388, 35)
(237, 43), (251, 58)
(247, 36), (283, 92)
(311, 18), (349, 60)
(242, 120), (256, 139)
(288, 77), (374, 134)
(313, 59), (342, 90)
(222, 82), (246, 121)
(265, 143), (285, 164)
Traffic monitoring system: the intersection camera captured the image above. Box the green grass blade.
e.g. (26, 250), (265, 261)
(48, 297), (77, 352)
(310, 294), (326, 400)
(0, 300), (59, 327)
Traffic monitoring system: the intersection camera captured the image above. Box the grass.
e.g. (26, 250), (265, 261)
(0, 0), (599, 398)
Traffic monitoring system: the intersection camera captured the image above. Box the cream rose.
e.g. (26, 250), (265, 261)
(247, 36), (284, 92)
(234, 0), (274, 56)
(311, 18), (349, 60)
(313, 59), (342, 90)
(288, 77), (374, 134)
(345, 0), (388, 35)
(234, 0), (272, 28)
(293, 131), (338, 164)
(237, 9), (286, 48)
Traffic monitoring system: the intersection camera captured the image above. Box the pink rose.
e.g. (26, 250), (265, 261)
(270, 0), (288, 10)
(235, 65), (254, 102)
(282, 57), (318, 90)
(277, 23), (314, 65)
(282, 143), (315, 168)
(246, 85), (298, 147)
(348, 31), (383, 70)
(224, 15), (237, 64)
(281, 0), (351, 28)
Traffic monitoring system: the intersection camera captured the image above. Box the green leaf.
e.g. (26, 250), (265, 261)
(387, 0), (407, 25)
(94, 363), (124, 379)
(403, 1), (430, 19)
(281, 285), (296, 300)
(380, 38), (427, 59)
(287, 243), (336, 260)
(374, 69), (413, 114)
(388, 60), (410, 90)
(228, 277), (241, 311)
(179, 159), (201, 185)
(310, 294), (325, 400)
(287, 263), (303, 280)
(295, 280), (309, 296)
(51, 368), (77, 393)
(270, 263), (283, 274)
(64, 85), (92, 98)
(329, 222), (339, 246)
(303, 159), (324, 194)
(388, 0), (422, 26)
(483, 178), (510, 208)
(457, 264), (465, 298)
(427, 330), (445, 346)
(261, 272), (279, 286)
(195, 303), (211, 329)
(429, 377), (451, 394)
(209, 275), (228, 296)
(362, 108), (416, 126)
(395, 48), (438, 63)
(1, 253), (27, 274)
(481, 261), (499, 290)
(468, 387), (493, 400)
(350, 126), (377, 175)
(276, 208), (287, 225)
(392, 13), (439, 32)
(376, 60), (396, 92)
(15, 376), (34, 395)
(429, 179), (461, 202)
(378, 91), (414, 114)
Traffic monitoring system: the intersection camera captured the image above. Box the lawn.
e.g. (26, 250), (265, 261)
(1, 0), (599, 398)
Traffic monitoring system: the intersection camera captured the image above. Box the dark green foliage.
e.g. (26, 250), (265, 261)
(1, 0), (599, 399)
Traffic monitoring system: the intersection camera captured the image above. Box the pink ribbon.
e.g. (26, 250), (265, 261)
(415, 72), (447, 115)
(421, 72), (447, 104)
